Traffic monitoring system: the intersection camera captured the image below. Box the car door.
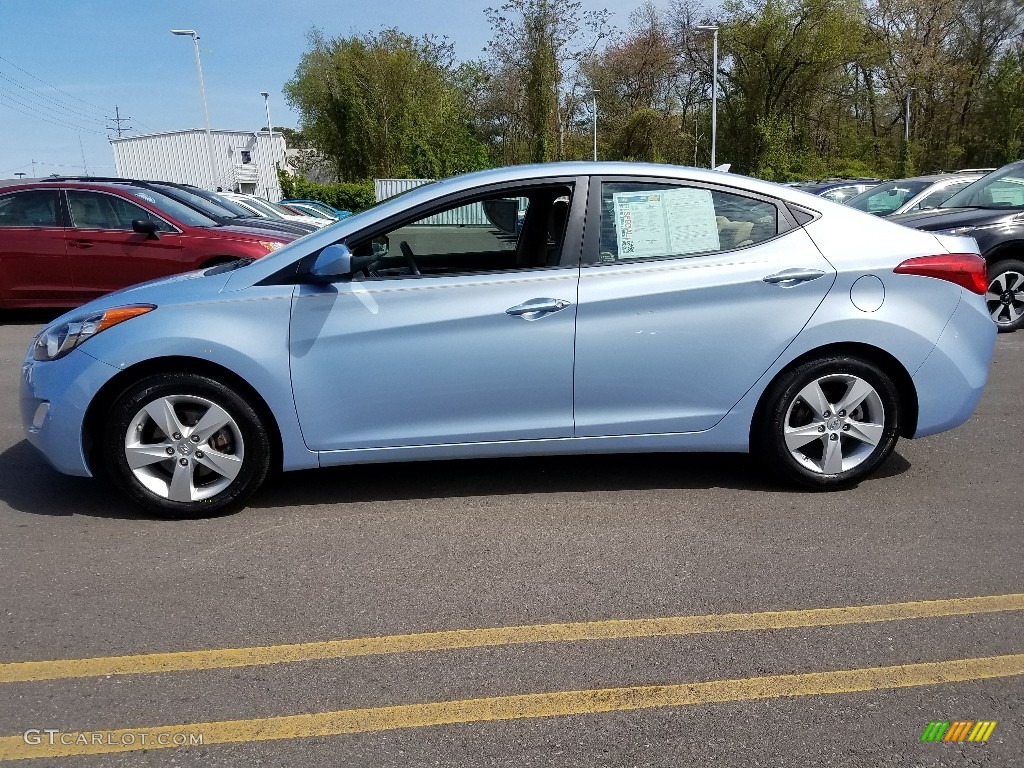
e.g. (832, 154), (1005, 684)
(289, 179), (585, 453)
(0, 188), (74, 306)
(573, 176), (835, 437)
(64, 189), (184, 300)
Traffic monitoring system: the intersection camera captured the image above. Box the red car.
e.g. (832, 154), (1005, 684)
(0, 180), (296, 308)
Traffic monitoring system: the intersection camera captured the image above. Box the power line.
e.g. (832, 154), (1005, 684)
(0, 72), (108, 124)
(0, 91), (107, 135)
(0, 161), (32, 174)
(0, 54), (156, 136)
(0, 54), (109, 116)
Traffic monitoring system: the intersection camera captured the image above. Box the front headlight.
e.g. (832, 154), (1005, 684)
(32, 305), (155, 362)
(259, 240), (285, 252)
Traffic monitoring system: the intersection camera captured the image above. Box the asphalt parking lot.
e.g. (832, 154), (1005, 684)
(0, 312), (1021, 766)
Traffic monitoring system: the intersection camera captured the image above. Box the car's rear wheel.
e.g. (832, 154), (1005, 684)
(102, 373), (270, 518)
(755, 357), (901, 489)
(985, 259), (1024, 333)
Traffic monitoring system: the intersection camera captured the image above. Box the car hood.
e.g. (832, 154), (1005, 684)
(39, 268), (238, 330)
(232, 216), (314, 235)
(204, 223), (297, 241)
(889, 207), (1018, 231)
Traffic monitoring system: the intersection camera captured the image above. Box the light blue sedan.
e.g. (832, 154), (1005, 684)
(20, 163), (997, 517)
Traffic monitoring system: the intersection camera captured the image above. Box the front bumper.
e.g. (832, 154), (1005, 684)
(20, 348), (120, 477)
(912, 295), (996, 438)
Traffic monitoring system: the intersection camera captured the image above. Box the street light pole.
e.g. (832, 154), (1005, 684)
(591, 90), (599, 161)
(695, 25), (719, 169)
(172, 29), (216, 190)
(261, 91), (277, 198)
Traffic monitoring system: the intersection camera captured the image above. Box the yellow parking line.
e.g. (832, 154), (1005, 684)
(2, 593), (1022, 685)
(1, 653), (1021, 761)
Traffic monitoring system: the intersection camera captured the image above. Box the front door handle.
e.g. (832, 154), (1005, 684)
(505, 298), (572, 321)
(69, 239), (95, 249)
(763, 268), (826, 287)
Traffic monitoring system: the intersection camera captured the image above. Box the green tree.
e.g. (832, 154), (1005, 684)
(285, 28), (488, 181)
(479, 0), (611, 164)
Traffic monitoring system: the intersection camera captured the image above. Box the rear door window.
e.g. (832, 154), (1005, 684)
(598, 182), (778, 262)
(0, 189), (60, 227)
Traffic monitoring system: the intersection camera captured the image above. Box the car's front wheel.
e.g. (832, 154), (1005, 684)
(985, 259), (1024, 333)
(102, 373), (271, 518)
(755, 357), (901, 489)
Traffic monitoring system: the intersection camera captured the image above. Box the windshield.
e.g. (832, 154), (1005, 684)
(257, 198), (304, 217)
(175, 186), (257, 218)
(120, 187), (219, 227)
(150, 184), (238, 220)
(846, 180), (931, 215)
(233, 197), (283, 217)
(290, 202), (335, 219)
(941, 165), (1024, 210)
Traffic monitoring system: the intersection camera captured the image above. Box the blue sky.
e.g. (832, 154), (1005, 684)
(0, 0), (649, 179)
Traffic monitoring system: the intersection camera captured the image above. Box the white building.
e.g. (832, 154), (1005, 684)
(110, 129), (290, 200)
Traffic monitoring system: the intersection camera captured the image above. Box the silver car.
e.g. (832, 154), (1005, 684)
(846, 174), (983, 217)
(21, 163), (997, 517)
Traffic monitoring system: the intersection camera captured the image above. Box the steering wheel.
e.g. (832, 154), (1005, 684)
(399, 241), (421, 275)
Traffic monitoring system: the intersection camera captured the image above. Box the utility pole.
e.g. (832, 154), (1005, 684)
(106, 105), (133, 137)
(78, 135), (89, 177)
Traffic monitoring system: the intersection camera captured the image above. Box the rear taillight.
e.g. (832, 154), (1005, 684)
(893, 253), (987, 295)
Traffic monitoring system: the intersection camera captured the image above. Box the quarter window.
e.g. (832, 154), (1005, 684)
(599, 182), (778, 262)
(0, 189), (60, 228)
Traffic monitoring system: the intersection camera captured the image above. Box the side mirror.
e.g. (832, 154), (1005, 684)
(132, 219), (159, 238)
(308, 243), (354, 283)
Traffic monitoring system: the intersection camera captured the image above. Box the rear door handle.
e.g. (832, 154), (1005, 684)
(763, 268), (826, 287)
(505, 298), (572, 321)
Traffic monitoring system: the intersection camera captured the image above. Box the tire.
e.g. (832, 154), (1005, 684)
(985, 259), (1024, 333)
(754, 356), (901, 489)
(102, 373), (271, 518)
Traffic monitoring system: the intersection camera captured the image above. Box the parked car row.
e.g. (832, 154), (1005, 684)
(790, 178), (881, 203)
(844, 173), (983, 217)
(218, 192), (330, 230)
(280, 199), (352, 220)
(0, 178), (311, 307)
(3, 164), (1021, 334)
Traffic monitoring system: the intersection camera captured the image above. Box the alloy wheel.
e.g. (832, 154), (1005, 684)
(986, 270), (1024, 328)
(123, 394), (245, 503)
(782, 374), (885, 476)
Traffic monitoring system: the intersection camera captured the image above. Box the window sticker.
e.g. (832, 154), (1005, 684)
(612, 188), (720, 259)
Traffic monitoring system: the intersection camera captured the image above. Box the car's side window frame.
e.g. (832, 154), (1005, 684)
(317, 175), (590, 281)
(582, 175), (800, 267)
(0, 188), (65, 229)
(62, 189), (180, 233)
